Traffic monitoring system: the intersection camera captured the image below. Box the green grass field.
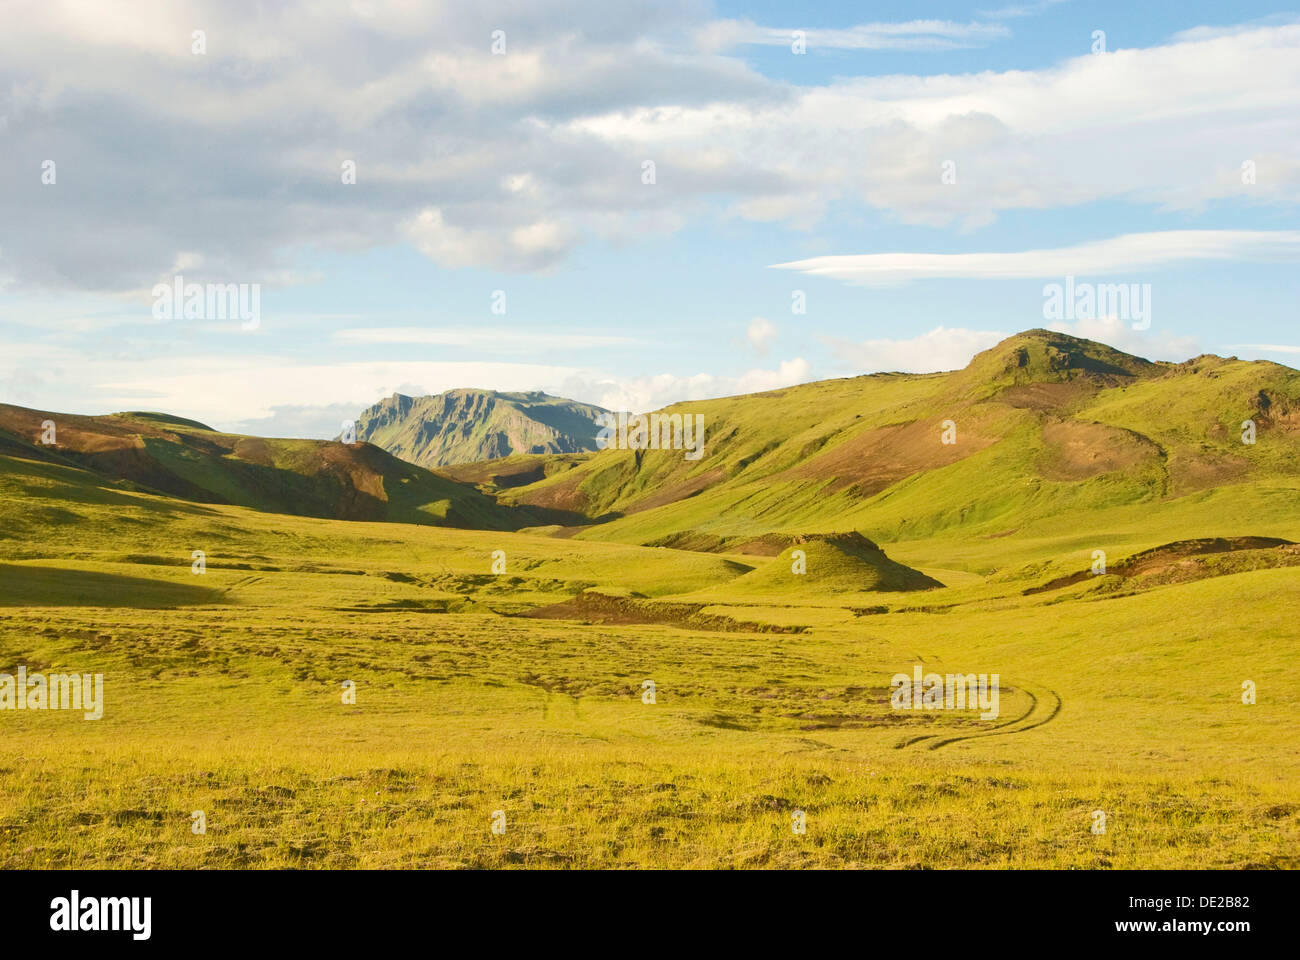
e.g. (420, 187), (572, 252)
(2, 433), (1296, 868)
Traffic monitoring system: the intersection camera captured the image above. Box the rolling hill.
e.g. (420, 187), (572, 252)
(3, 327), (1298, 869)
(488, 329), (1300, 551)
(4, 329), (1296, 561)
(0, 403), (536, 530)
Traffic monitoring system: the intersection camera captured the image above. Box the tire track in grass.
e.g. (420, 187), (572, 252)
(925, 686), (1062, 751)
(892, 684), (1062, 751)
(220, 575), (262, 597)
(893, 686), (1037, 750)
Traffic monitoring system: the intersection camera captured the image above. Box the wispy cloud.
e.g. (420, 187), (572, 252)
(93, 358), (589, 428)
(825, 327), (1007, 374)
(1226, 343), (1300, 355)
(746, 317), (777, 354)
(825, 320), (1202, 376)
(1170, 15), (1300, 43)
(771, 231), (1300, 285)
(4, 4), (1299, 287)
(697, 19), (1010, 52)
(978, 0), (1070, 21)
(1046, 318), (1201, 361)
(334, 328), (641, 349)
(561, 358), (812, 414)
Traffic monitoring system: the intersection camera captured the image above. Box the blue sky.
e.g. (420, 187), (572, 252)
(1, 0), (1297, 437)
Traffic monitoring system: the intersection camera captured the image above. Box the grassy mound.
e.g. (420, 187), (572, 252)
(710, 532), (943, 597)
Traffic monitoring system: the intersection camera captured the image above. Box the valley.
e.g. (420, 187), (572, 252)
(1, 329), (1296, 868)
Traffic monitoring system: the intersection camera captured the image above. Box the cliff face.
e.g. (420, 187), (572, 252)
(354, 388), (610, 468)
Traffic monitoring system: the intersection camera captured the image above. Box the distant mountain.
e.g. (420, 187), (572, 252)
(7, 329), (1298, 553)
(354, 389), (610, 468)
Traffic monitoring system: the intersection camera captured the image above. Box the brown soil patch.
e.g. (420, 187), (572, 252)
(1167, 452), (1253, 495)
(525, 591), (804, 633)
(1026, 536), (1298, 595)
(623, 467), (725, 514)
(998, 380), (1100, 411)
(1038, 419), (1161, 481)
(232, 437), (275, 465)
(778, 418), (999, 497)
(510, 468), (591, 514)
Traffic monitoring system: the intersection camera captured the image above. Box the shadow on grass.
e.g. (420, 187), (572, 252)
(0, 564), (229, 607)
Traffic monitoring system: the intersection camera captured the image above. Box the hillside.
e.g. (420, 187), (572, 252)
(0, 403), (534, 530)
(4, 328), (1299, 870)
(355, 389), (610, 468)
(491, 329), (1300, 549)
(4, 329), (1298, 556)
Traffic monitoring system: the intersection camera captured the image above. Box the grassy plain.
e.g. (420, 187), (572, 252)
(1, 447), (1296, 868)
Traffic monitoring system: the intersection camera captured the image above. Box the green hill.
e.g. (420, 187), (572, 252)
(491, 330), (1300, 550)
(7, 329), (1298, 556)
(0, 403), (533, 530)
(3, 328), (1299, 869)
(695, 532), (944, 599)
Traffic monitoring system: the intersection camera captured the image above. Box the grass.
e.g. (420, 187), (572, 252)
(1, 330), (1296, 868)
(496, 333), (1299, 549)
(1, 440), (1297, 868)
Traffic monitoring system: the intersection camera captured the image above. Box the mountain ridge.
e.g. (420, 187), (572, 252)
(3, 330), (1297, 553)
(486, 329), (1300, 547)
(354, 388), (610, 468)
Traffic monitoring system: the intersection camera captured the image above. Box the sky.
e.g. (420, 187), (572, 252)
(1, 0), (1297, 438)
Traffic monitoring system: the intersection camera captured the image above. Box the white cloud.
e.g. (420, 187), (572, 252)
(733, 358), (813, 396)
(978, 0), (1070, 21)
(227, 402), (363, 441)
(92, 358), (589, 429)
(38, 348), (816, 436)
(827, 327), (1008, 374)
(826, 321), (1203, 375)
(405, 209), (579, 273)
(1224, 343), (1300, 355)
(746, 317), (777, 353)
(2, 6), (1298, 287)
(770, 230), (1300, 285)
(334, 327), (640, 349)
(567, 23), (1300, 232)
(1044, 317), (1201, 361)
(562, 357), (813, 413)
(697, 19), (1010, 53)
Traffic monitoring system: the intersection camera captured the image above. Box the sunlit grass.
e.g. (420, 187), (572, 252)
(1, 450), (1296, 868)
